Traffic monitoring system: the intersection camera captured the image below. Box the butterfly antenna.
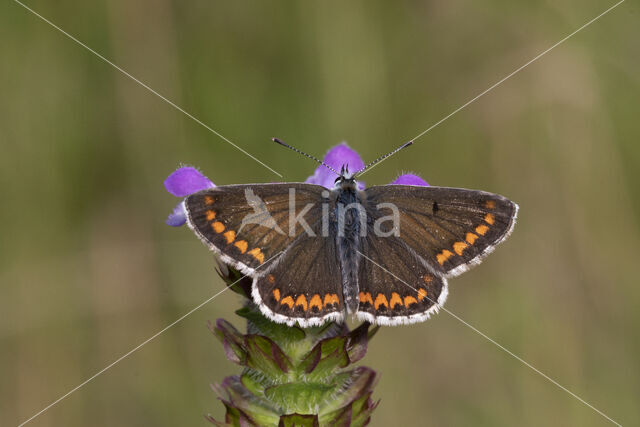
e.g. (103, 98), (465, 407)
(272, 138), (340, 176)
(353, 140), (413, 177)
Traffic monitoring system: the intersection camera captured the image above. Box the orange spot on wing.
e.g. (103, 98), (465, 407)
(389, 292), (402, 309)
(423, 275), (433, 283)
(475, 224), (489, 236)
(234, 240), (248, 253)
(359, 292), (373, 305)
(280, 296), (294, 309)
(484, 213), (495, 225)
(212, 221), (225, 233)
(417, 288), (428, 302)
(223, 230), (236, 244)
(206, 210), (216, 221)
(309, 294), (322, 311)
(267, 274), (275, 284)
(324, 293), (339, 307)
(295, 295), (308, 311)
(436, 249), (454, 265)
(272, 288), (280, 302)
(204, 196), (214, 205)
(404, 295), (418, 307)
(485, 200), (496, 209)
(465, 232), (478, 245)
(248, 248), (264, 263)
(374, 293), (388, 310)
(453, 241), (468, 256)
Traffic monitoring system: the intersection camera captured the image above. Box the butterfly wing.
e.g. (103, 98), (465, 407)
(364, 185), (518, 277)
(185, 183), (345, 326)
(252, 231), (345, 327)
(356, 185), (516, 325)
(184, 183), (325, 274)
(356, 230), (448, 325)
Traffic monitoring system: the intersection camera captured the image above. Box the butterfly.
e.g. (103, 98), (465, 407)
(183, 139), (518, 327)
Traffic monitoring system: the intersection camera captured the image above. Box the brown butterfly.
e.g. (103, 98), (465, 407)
(183, 140), (518, 327)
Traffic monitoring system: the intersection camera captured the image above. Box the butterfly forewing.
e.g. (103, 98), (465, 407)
(185, 183), (326, 273)
(364, 185), (518, 277)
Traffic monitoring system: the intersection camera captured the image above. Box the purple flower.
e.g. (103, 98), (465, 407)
(305, 143), (366, 190)
(165, 145), (429, 226)
(164, 167), (215, 226)
(164, 166), (216, 197)
(391, 174), (429, 186)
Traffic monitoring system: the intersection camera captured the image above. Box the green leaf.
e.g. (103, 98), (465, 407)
(319, 367), (377, 415)
(351, 391), (379, 425)
(346, 323), (376, 364)
(210, 320), (247, 365)
(297, 342), (322, 374)
(215, 376), (282, 425)
(237, 306), (307, 342)
(264, 382), (335, 414)
(300, 336), (349, 381)
(213, 399), (259, 426)
(278, 413), (319, 427)
(241, 371), (267, 396)
(245, 334), (293, 378)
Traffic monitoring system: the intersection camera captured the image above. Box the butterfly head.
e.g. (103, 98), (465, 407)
(334, 164), (358, 189)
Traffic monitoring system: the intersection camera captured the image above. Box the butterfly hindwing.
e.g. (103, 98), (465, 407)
(357, 230), (447, 325)
(253, 231), (344, 326)
(364, 185), (518, 277)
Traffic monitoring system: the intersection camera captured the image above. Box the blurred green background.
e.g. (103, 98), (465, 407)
(1, 1), (639, 426)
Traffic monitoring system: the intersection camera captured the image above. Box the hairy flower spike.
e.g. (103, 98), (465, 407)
(208, 265), (379, 426)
